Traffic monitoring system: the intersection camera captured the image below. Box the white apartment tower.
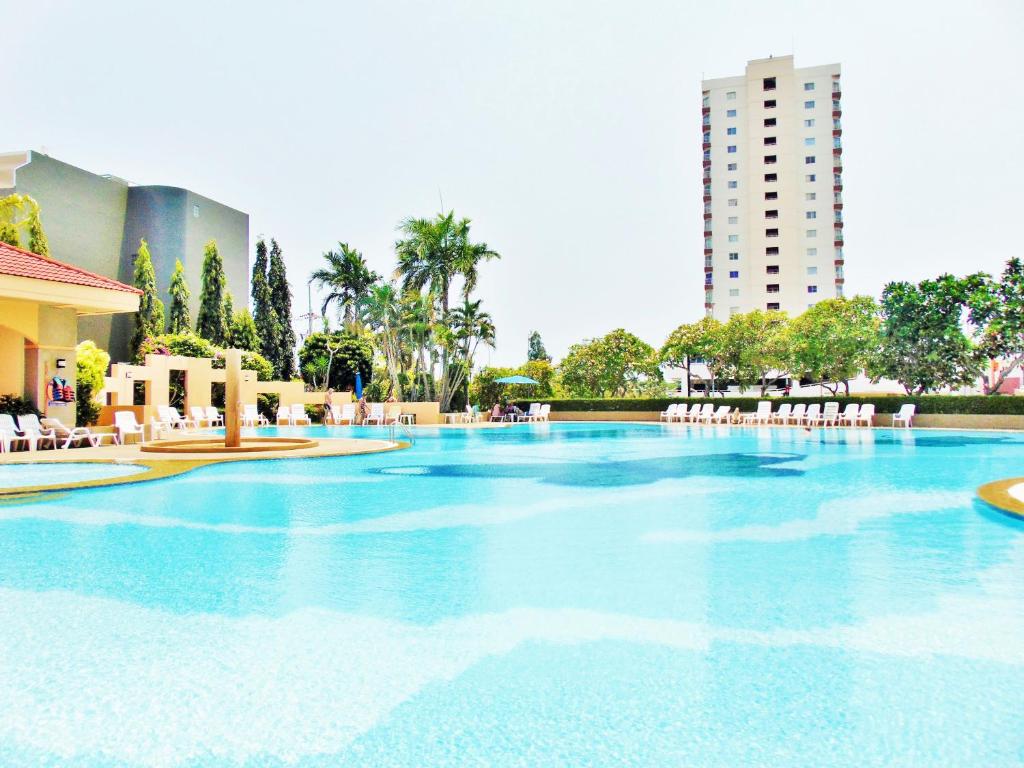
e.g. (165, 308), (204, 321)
(702, 56), (844, 319)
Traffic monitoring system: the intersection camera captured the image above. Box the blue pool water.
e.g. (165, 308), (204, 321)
(0, 423), (1022, 767)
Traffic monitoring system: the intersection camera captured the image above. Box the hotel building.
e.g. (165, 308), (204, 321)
(701, 56), (844, 319)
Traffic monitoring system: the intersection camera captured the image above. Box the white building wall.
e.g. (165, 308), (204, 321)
(702, 56), (843, 320)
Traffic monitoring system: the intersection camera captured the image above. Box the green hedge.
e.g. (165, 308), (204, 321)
(514, 395), (1024, 416)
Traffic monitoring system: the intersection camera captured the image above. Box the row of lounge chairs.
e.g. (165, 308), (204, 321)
(660, 402), (917, 428)
(0, 413), (120, 451)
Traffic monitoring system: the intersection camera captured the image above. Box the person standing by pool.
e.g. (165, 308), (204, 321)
(357, 394), (369, 425)
(324, 389), (335, 424)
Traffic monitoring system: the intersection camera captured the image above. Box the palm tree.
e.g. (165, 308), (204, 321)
(451, 298), (496, 367)
(310, 243), (380, 326)
(359, 282), (405, 399)
(394, 212), (500, 317)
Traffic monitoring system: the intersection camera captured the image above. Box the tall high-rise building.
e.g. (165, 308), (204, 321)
(701, 56), (844, 320)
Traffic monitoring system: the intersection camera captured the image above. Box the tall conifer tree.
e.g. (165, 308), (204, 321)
(268, 239), (297, 379)
(196, 240), (228, 345)
(251, 238), (279, 370)
(129, 239), (165, 361)
(167, 259), (191, 334)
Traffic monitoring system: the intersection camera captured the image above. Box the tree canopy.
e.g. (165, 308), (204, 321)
(311, 243), (380, 325)
(560, 329), (663, 398)
(196, 240), (228, 346)
(786, 296), (879, 394)
(129, 239), (165, 362)
(268, 239), (297, 379)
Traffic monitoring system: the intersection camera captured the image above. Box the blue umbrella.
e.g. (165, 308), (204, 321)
(355, 371), (363, 398)
(494, 375), (540, 385)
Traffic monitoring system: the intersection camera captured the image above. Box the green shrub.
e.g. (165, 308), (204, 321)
(0, 393), (40, 417)
(514, 395), (1024, 415)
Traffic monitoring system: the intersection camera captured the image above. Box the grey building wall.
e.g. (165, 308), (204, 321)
(7, 151), (250, 362)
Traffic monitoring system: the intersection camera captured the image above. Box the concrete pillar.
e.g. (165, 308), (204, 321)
(224, 348), (242, 448)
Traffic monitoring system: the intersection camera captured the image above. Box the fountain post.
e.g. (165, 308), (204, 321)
(224, 348), (242, 448)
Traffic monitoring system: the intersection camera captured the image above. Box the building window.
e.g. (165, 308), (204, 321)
(806, 211), (817, 219)
(806, 192), (816, 201)
(727, 145), (737, 153)
(807, 247), (817, 256)
(729, 288), (740, 297)
(728, 252), (739, 260)
(763, 77), (776, 90)
(764, 155), (777, 164)
(726, 91), (737, 100)
(766, 228), (779, 237)
(765, 209), (779, 219)
(767, 284), (780, 293)
(764, 191), (778, 200)
(728, 180), (738, 189)
(805, 155), (816, 164)
(728, 198), (738, 206)
(807, 229), (817, 237)
(727, 127), (737, 135)
(806, 174), (816, 182)
(764, 99), (777, 108)
(727, 109), (737, 117)
(807, 285), (818, 293)
(766, 265), (780, 274)
(728, 216), (738, 225)
(766, 246), (779, 255)
(764, 173), (777, 182)
(767, 302), (780, 310)
(805, 119), (815, 128)
(764, 136), (777, 146)
(728, 235), (739, 243)
(727, 162), (737, 171)
(807, 266), (818, 275)
(764, 117), (777, 127)
(729, 270), (739, 278)
(804, 137), (816, 146)
(804, 82), (815, 91)
(192, 204), (200, 218)
(804, 100), (815, 109)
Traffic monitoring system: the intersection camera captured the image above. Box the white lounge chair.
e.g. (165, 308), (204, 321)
(744, 401), (772, 425)
(242, 404), (269, 427)
(682, 404), (701, 422)
(801, 403), (821, 426)
(364, 403), (385, 425)
(773, 403), (793, 424)
(114, 411), (146, 444)
(40, 417), (116, 448)
(694, 403), (715, 423)
(160, 406), (196, 430)
(537, 404), (551, 422)
(17, 414), (57, 450)
(817, 401), (840, 427)
(709, 405), (732, 424)
(892, 403), (915, 429)
(337, 403), (356, 425)
(276, 406), (291, 425)
(660, 403), (681, 422)
(205, 406), (224, 427)
(787, 403), (807, 425)
(838, 403), (859, 426)
(855, 403), (875, 428)
(0, 414), (37, 451)
(290, 403), (312, 426)
(386, 405), (404, 425)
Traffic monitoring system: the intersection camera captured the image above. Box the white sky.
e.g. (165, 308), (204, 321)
(5, 0), (1023, 365)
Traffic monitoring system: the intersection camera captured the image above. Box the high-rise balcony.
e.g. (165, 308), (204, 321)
(705, 255), (713, 268)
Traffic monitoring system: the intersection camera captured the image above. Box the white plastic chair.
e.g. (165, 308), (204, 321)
(892, 404), (915, 428)
(387, 405), (403, 425)
(709, 405), (732, 424)
(744, 401), (772, 424)
(773, 403), (792, 424)
(338, 404), (356, 425)
(204, 406), (224, 427)
(838, 403), (859, 426)
(17, 414), (57, 449)
(801, 403), (821, 426)
(817, 401), (840, 427)
(114, 411), (146, 444)
(855, 403), (875, 428)
(40, 417), (115, 448)
(660, 403), (680, 422)
(696, 403), (715, 423)
(538, 404), (551, 422)
(0, 414), (36, 451)
(788, 403), (807, 425)
(290, 403), (311, 426)
(364, 403), (385, 425)
(276, 406), (291, 425)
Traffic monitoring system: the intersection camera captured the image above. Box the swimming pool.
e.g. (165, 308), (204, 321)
(0, 461), (146, 489)
(0, 423), (1022, 766)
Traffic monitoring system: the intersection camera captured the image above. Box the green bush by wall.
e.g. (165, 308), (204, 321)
(514, 395), (1024, 415)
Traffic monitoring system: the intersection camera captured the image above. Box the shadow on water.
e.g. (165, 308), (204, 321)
(373, 452), (805, 487)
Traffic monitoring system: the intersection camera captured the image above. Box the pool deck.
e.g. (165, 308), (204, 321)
(0, 436), (406, 498)
(977, 477), (1024, 520)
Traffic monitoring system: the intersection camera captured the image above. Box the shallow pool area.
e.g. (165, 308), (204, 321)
(0, 461), (146, 490)
(0, 423), (1022, 767)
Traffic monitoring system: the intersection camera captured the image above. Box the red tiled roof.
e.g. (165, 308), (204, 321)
(0, 241), (141, 294)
